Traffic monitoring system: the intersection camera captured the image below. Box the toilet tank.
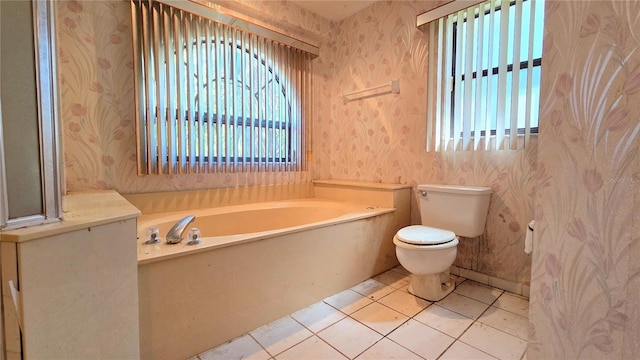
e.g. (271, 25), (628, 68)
(418, 184), (492, 238)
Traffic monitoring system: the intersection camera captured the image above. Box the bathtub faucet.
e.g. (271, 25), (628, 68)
(166, 215), (196, 244)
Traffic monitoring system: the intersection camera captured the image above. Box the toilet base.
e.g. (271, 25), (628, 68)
(408, 272), (455, 302)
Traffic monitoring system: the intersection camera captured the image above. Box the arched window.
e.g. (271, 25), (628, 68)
(131, 0), (314, 174)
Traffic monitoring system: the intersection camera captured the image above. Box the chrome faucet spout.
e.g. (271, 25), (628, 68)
(166, 215), (195, 244)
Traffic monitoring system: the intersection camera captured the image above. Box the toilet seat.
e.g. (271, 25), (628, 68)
(395, 225), (455, 246)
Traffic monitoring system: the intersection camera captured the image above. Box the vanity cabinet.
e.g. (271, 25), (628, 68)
(0, 191), (140, 359)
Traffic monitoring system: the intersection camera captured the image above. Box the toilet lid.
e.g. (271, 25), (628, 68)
(396, 225), (456, 245)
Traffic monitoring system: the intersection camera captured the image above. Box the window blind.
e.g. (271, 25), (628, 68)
(425, 0), (544, 151)
(131, 0), (313, 175)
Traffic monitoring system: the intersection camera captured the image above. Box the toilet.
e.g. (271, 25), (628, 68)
(394, 184), (492, 301)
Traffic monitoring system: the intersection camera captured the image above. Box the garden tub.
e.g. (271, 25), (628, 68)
(136, 199), (393, 264)
(134, 182), (411, 359)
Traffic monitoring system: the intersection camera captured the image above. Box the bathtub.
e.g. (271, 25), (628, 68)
(133, 182), (411, 359)
(136, 199), (394, 264)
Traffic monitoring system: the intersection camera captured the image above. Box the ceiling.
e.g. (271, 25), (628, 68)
(288, 1), (380, 22)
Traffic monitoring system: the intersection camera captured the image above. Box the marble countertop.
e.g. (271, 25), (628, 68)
(0, 190), (140, 243)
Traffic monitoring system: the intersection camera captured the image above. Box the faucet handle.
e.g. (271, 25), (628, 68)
(187, 227), (201, 245)
(144, 227), (160, 244)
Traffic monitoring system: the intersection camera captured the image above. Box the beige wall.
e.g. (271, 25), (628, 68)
(529, 1), (640, 358)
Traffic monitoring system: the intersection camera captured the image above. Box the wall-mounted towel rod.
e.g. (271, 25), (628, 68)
(342, 79), (400, 103)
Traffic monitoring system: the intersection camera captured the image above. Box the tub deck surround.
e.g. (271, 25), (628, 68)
(0, 190), (140, 359)
(313, 180), (412, 209)
(137, 199), (395, 264)
(135, 181), (412, 359)
(123, 182), (314, 215)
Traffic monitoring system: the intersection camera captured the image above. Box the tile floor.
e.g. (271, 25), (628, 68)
(194, 266), (530, 360)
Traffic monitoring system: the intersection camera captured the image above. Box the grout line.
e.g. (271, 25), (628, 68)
(289, 310), (351, 359)
(434, 287), (509, 360)
(435, 341), (457, 360)
(474, 319), (529, 342)
(351, 337), (384, 359)
(247, 332), (273, 358)
(202, 273), (528, 360)
(392, 277), (466, 359)
(448, 338), (500, 360)
(487, 303), (530, 320)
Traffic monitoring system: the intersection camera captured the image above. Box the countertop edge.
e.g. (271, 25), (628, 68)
(0, 190), (141, 243)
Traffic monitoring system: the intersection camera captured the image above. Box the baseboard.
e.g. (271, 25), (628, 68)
(450, 265), (530, 298)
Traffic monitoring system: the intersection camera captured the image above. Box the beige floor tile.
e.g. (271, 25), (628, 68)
(199, 334), (270, 360)
(455, 281), (504, 305)
(324, 289), (374, 315)
(249, 316), (313, 356)
(397, 283), (410, 293)
(478, 307), (528, 340)
(373, 270), (411, 289)
(438, 292), (491, 319)
(351, 279), (396, 300)
(377, 290), (431, 317)
(317, 317), (383, 359)
(390, 265), (410, 276)
(355, 338), (422, 360)
(413, 304), (474, 338)
(275, 336), (347, 360)
(439, 340), (498, 360)
(197, 274), (532, 359)
(291, 301), (346, 333)
(459, 322), (527, 360)
(350, 302), (409, 335)
(493, 293), (530, 318)
(387, 319), (455, 359)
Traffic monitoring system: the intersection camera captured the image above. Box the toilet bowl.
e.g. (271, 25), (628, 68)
(393, 225), (459, 301)
(393, 184), (492, 302)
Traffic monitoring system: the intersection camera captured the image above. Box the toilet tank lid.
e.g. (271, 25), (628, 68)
(396, 225), (456, 245)
(418, 184), (492, 195)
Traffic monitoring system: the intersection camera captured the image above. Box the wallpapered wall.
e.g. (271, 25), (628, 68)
(56, 0), (332, 193)
(314, 0), (537, 285)
(55, 0), (640, 357)
(56, 0), (535, 285)
(529, 1), (640, 358)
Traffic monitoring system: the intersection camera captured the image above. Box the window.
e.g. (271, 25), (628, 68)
(131, 0), (314, 175)
(425, 0), (545, 151)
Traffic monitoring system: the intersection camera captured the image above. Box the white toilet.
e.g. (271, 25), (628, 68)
(393, 184), (492, 301)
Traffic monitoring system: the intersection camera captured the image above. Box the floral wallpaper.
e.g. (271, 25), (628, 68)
(314, 0), (537, 285)
(56, 0), (332, 193)
(528, 1), (640, 358)
(57, 0), (534, 284)
(55, 0), (640, 357)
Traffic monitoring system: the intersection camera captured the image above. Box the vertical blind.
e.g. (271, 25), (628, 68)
(131, 0), (313, 175)
(426, 0), (544, 151)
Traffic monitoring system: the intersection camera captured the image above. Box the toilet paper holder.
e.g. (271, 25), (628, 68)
(525, 220), (534, 254)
